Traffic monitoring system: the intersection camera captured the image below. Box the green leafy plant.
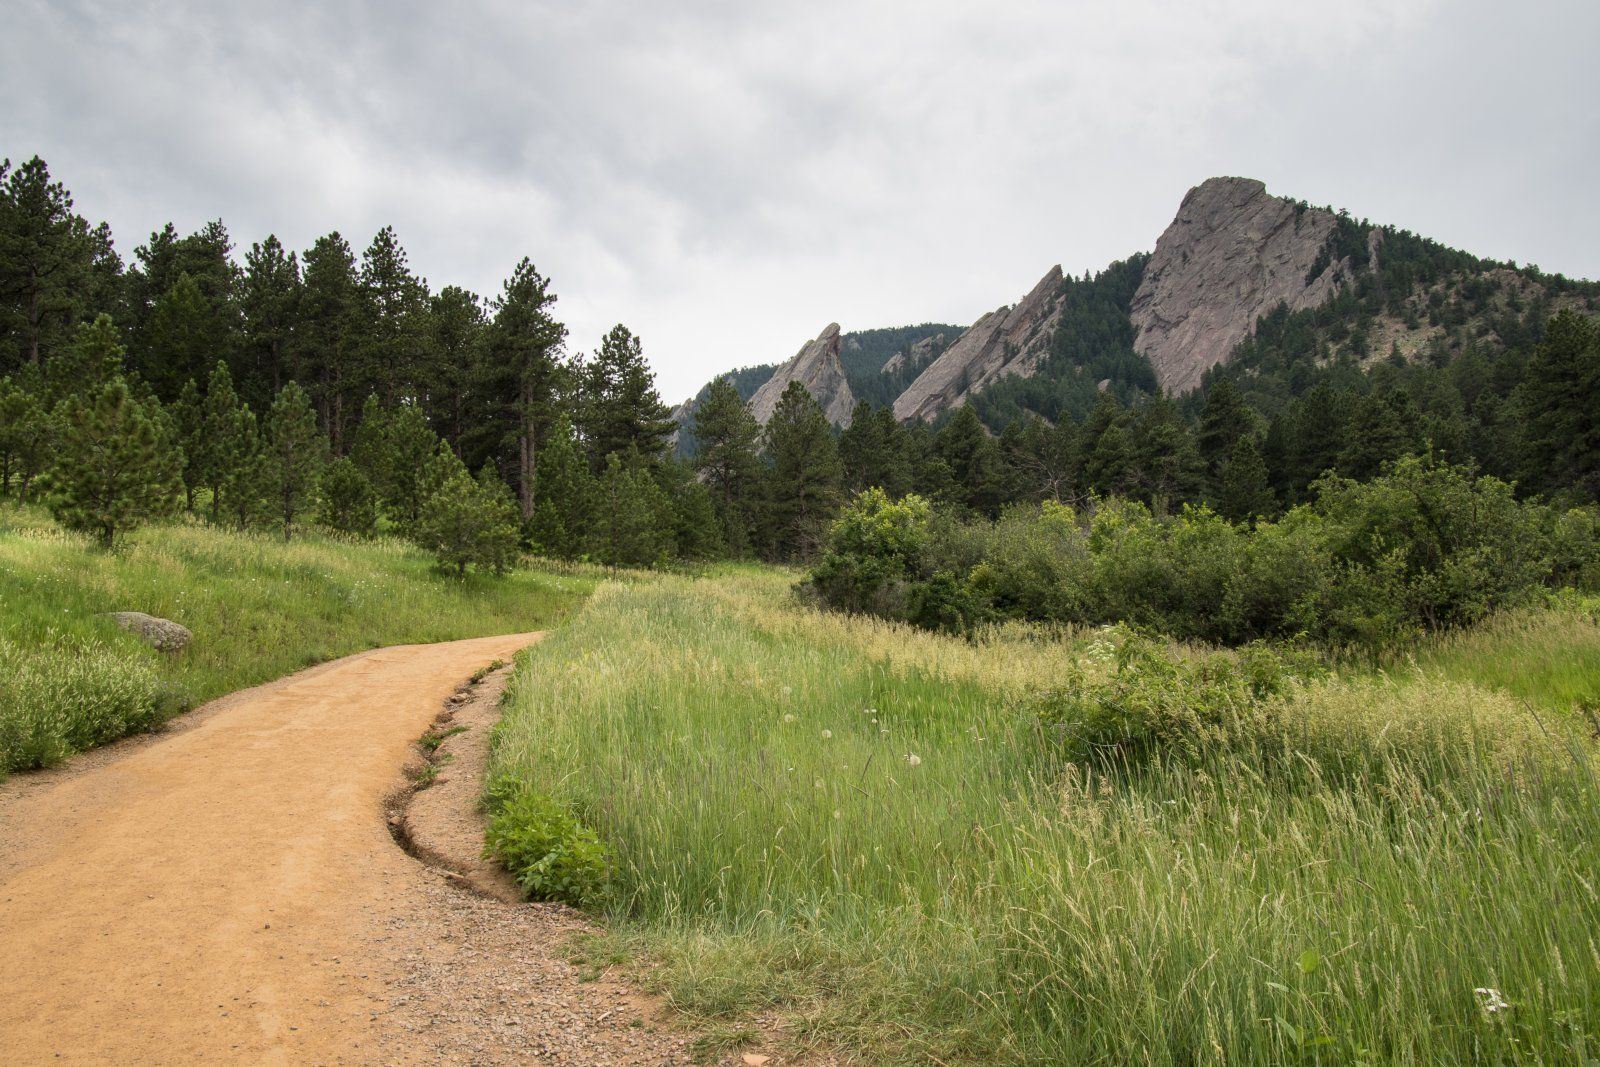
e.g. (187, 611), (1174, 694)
(483, 781), (611, 905)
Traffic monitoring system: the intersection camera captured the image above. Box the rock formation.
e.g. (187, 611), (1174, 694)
(881, 332), (947, 377)
(748, 323), (856, 427)
(892, 266), (1064, 422)
(1129, 177), (1342, 393)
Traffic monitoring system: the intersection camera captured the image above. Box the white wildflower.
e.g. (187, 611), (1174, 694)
(783, 713), (796, 723)
(821, 729), (832, 739)
(1474, 988), (1510, 1016)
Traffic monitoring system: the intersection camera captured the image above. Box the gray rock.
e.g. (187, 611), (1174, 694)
(893, 266), (1063, 423)
(101, 612), (192, 653)
(880, 332), (946, 377)
(747, 322), (856, 428)
(1130, 177), (1345, 394)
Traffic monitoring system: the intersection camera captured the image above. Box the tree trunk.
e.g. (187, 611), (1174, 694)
(518, 378), (535, 520)
(26, 272), (41, 367)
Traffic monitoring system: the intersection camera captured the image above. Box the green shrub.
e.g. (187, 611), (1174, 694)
(812, 457), (1581, 649)
(807, 488), (932, 616)
(483, 781), (611, 905)
(0, 634), (180, 774)
(1031, 630), (1318, 761)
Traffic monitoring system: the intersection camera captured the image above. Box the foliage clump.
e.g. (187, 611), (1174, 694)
(1032, 628), (1319, 761)
(483, 780), (611, 906)
(810, 455), (1600, 648)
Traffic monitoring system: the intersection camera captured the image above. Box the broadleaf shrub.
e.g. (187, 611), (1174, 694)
(483, 780), (611, 905)
(1032, 630), (1320, 761)
(809, 456), (1600, 648)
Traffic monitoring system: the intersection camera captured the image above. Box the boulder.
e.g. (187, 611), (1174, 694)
(100, 612), (192, 654)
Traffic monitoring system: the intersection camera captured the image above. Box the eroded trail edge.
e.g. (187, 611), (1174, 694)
(0, 632), (692, 1066)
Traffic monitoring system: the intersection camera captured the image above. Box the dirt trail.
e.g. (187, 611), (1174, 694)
(0, 634), (696, 1065)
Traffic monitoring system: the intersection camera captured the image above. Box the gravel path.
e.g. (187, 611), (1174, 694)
(0, 633), (705, 1065)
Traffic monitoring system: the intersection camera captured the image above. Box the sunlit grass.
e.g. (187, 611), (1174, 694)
(492, 569), (1600, 1064)
(1404, 597), (1600, 716)
(0, 506), (593, 774)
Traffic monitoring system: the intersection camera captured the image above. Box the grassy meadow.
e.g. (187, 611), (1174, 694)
(0, 506), (593, 775)
(490, 568), (1600, 1064)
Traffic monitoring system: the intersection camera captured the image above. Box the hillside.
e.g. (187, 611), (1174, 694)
(686, 177), (1599, 437)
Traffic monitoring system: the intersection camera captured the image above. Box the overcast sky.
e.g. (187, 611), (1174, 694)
(5, 0), (1596, 400)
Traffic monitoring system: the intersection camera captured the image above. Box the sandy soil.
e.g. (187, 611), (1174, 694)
(0, 633), (706, 1065)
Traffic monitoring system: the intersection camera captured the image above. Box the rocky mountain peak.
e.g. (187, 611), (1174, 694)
(1129, 176), (1341, 393)
(748, 322), (856, 427)
(892, 265), (1064, 422)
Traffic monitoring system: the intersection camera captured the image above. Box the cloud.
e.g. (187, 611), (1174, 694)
(4, 0), (1595, 399)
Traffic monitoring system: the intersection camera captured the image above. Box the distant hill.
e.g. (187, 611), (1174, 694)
(681, 176), (1598, 447)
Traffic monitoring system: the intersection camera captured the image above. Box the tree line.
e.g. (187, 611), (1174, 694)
(2, 152), (1597, 574)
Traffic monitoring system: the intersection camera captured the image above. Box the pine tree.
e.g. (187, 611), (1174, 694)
(906, 422), (957, 504)
(198, 361), (243, 521)
(936, 405), (1009, 517)
(486, 258), (567, 519)
(588, 450), (671, 568)
(0, 377), (54, 504)
(358, 226), (429, 403)
(426, 286), (487, 455)
(48, 378), (180, 546)
(1195, 376), (1256, 483)
(416, 439), (470, 514)
(1289, 384), (1345, 495)
(44, 313), (126, 406)
(142, 273), (220, 401)
(264, 382), (327, 540)
(319, 456), (378, 536)
(657, 459), (724, 561)
(415, 467), (521, 577)
(239, 235), (299, 407)
(1339, 391), (1420, 481)
(297, 233), (362, 451)
(1085, 421), (1136, 497)
(1215, 436), (1276, 522)
(1129, 396), (1203, 516)
(350, 397), (441, 530)
(217, 405), (270, 531)
(581, 324), (675, 465)
(1520, 310), (1600, 500)
(691, 377), (761, 554)
(170, 378), (204, 512)
(527, 414), (594, 559)
(0, 156), (93, 370)
(838, 401), (912, 498)
(761, 381), (843, 561)
(124, 219), (238, 386)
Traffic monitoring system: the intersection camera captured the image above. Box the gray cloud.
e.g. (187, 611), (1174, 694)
(5, 0), (1596, 399)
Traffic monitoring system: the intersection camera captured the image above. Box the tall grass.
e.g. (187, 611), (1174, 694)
(0, 507), (593, 774)
(491, 569), (1600, 1064)
(1404, 597), (1600, 714)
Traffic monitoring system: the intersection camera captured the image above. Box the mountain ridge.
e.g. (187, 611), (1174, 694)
(676, 176), (1598, 443)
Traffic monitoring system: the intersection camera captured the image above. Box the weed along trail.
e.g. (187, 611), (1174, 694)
(0, 632), (692, 1066)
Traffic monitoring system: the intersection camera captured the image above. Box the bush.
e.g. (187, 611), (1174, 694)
(806, 488), (932, 616)
(811, 458), (1584, 649)
(0, 634), (179, 774)
(1031, 630), (1318, 761)
(483, 782), (611, 905)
